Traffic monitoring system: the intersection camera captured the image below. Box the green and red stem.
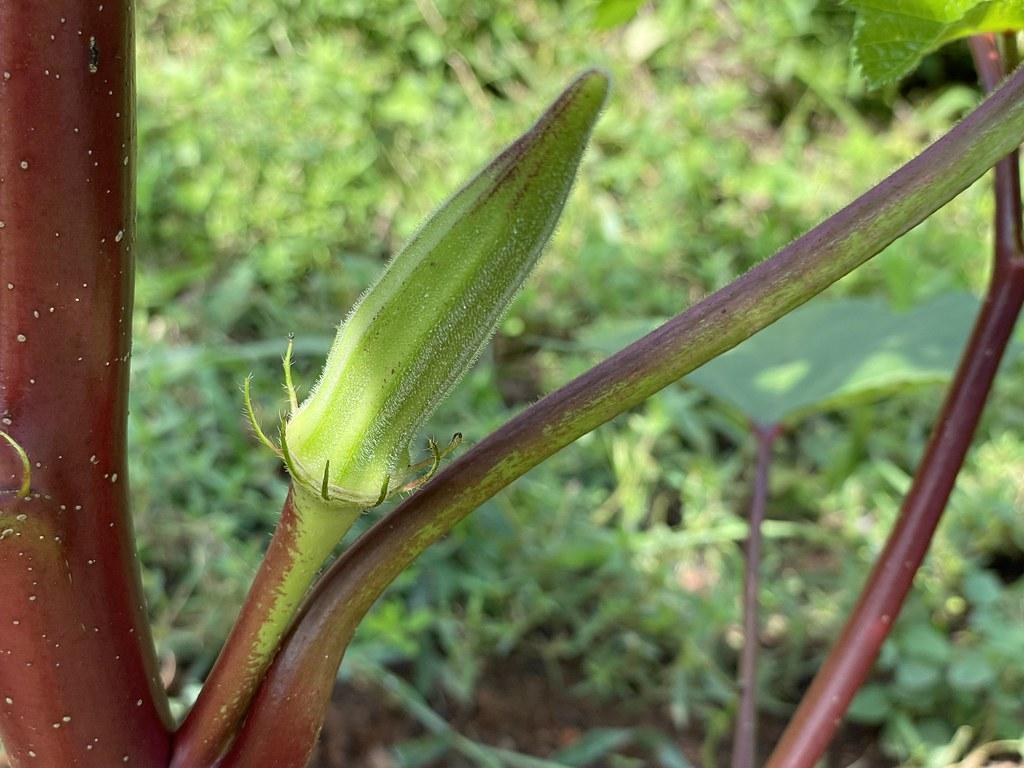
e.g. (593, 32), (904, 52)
(171, 488), (358, 768)
(215, 57), (1024, 768)
(764, 34), (1024, 768)
(0, 2), (171, 766)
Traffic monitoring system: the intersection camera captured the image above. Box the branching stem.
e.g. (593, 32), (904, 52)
(763, 36), (1024, 768)
(214, 61), (1024, 768)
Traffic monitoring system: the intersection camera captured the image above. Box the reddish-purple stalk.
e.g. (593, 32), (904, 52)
(979, 33), (1023, 261)
(764, 35), (1024, 768)
(214, 58), (1024, 768)
(731, 422), (781, 768)
(0, 2), (172, 767)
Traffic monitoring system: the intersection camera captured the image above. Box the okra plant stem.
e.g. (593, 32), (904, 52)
(219, 59), (1024, 768)
(731, 422), (781, 768)
(763, 34), (1024, 768)
(0, 3), (172, 765)
(172, 70), (607, 768)
(765, 256), (1024, 768)
(170, 489), (358, 768)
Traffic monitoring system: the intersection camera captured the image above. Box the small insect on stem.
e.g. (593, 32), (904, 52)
(88, 36), (99, 74)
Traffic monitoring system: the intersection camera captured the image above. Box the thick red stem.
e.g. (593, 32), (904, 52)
(0, 2), (171, 766)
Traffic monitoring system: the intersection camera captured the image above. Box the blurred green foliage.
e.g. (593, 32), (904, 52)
(130, 0), (1024, 764)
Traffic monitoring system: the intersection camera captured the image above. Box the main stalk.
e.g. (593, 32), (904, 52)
(0, 2), (171, 765)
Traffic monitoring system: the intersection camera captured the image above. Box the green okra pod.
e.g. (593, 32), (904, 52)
(179, 72), (610, 767)
(284, 68), (609, 507)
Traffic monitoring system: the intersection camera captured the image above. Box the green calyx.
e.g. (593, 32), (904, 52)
(0, 431), (31, 499)
(278, 69), (609, 505)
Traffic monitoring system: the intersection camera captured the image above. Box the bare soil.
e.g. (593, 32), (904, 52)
(309, 658), (894, 768)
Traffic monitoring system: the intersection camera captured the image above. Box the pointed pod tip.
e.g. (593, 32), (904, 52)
(284, 69), (609, 502)
(496, 68), (610, 177)
(569, 68), (612, 107)
(544, 67), (611, 134)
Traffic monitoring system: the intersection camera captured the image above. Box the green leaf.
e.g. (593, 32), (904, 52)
(896, 658), (941, 691)
(962, 570), (1003, 605)
(848, 1), (1024, 87)
(592, 0), (645, 30)
(947, 651), (997, 690)
(848, 683), (893, 724)
(577, 293), (988, 426)
(900, 622), (952, 665)
(687, 293), (984, 425)
(551, 728), (633, 765)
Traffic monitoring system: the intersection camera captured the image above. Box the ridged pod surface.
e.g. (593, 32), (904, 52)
(285, 69), (609, 504)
